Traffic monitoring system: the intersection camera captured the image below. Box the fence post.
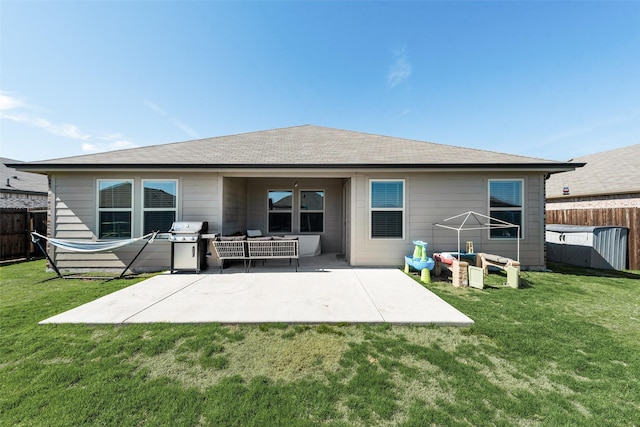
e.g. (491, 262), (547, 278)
(24, 210), (30, 260)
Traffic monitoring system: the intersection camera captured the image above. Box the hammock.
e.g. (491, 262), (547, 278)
(30, 231), (159, 280)
(30, 232), (157, 253)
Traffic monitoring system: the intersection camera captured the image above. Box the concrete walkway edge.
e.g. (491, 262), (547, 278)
(39, 268), (474, 326)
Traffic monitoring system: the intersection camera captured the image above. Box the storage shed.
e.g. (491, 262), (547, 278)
(546, 224), (629, 270)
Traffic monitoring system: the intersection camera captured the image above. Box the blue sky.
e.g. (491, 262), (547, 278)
(1, 1), (638, 162)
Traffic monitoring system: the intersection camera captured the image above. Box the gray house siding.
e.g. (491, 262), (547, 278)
(349, 171), (546, 268)
(50, 172), (220, 272)
(222, 177), (248, 236)
(182, 174), (219, 226)
(45, 169), (547, 272)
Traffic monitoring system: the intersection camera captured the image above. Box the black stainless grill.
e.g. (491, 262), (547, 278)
(168, 221), (208, 273)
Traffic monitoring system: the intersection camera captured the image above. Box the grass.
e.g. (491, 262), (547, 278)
(1, 260), (639, 426)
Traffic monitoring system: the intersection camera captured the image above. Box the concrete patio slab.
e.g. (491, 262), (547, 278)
(39, 264), (474, 326)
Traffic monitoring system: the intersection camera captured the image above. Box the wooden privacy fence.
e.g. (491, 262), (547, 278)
(0, 208), (47, 262)
(546, 207), (639, 270)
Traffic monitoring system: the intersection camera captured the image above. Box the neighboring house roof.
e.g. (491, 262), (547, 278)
(1, 158), (48, 195)
(11, 125), (579, 173)
(1, 158), (48, 209)
(546, 144), (640, 199)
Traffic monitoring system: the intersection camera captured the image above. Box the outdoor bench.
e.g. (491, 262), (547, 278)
(247, 237), (299, 271)
(211, 236), (299, 272)
(477, 252), (520, 275)
(475, 252), (520, 288)
(212, 236), (248, 272)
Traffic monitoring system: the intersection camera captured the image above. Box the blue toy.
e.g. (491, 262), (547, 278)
(404, 240), (435, 283)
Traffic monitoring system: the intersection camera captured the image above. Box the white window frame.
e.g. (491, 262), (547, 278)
(488, 178), (524, 239)
(268, 189), (293, 234)
(96, 179), (134, 239)
(141, 179), (178, 234)
(369, 179), (405, 240)
(299, 189), (325, 234)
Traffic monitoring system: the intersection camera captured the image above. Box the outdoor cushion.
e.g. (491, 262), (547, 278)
(218, 235), (246, 241)
(248, 236), (273, 241)
(483, 253), (511, 264)
(434, 254), (454, 265)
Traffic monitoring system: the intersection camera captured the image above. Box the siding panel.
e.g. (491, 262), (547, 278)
(352, 172), (546, 268)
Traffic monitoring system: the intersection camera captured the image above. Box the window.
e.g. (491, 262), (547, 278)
(143, 180), (177, 234)
(98, 180), (133, 239)
(300, 190), (324, 233)
(268, 190), (292, 233)
(370, 180), (404, 239)
(489, 179), (523, 238)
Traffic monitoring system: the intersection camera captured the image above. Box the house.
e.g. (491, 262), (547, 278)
(11, 125), (580, 273)
(546, 144), (640, 269)
(1, 158), (48, 209)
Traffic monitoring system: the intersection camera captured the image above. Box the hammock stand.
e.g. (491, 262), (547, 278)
(30, 231), (159, 280)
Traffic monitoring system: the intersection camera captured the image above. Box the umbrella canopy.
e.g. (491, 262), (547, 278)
(433, 211), (520, 261)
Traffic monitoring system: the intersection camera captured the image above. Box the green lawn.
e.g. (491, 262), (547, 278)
(1, 260), (639, 426)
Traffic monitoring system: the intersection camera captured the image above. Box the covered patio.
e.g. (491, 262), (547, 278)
(39, 254), (474, 326)
(218, 176), (350, 260)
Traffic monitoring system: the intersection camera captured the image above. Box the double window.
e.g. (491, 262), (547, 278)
(370, 180), (404, 239)
(267, 189), (325, 234)
(488, 179), (523, 239)
(97, 179), (177, 238)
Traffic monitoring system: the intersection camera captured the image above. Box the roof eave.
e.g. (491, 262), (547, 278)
(10, 162), (582, 173)
(547, 189), (640, 200)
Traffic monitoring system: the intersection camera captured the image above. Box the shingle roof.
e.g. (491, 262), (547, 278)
(546, 144), (640, 198)
(13, 125), (576, 171)
(1, 158), (48, 194)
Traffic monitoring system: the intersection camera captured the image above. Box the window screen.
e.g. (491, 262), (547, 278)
(370, 180), (404, 239)
(98, 180), (133, 238)
(143, 181), (177, 234)
(489, 179), (523, 238)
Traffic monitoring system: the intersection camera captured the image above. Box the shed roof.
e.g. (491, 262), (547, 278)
(12, 125), (578, 172)
(546, 144), (640, 199)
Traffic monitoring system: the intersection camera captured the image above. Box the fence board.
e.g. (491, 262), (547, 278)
(0, 209), (47, 261)
(546, 207), (639, 270)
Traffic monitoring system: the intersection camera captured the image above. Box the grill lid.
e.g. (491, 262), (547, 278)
(169, 221), (206, 234)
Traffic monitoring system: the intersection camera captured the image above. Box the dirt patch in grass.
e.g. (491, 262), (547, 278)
(465, 354), (574, 396)
(132, 326), (352, 391)
(224, 327), (350, 381)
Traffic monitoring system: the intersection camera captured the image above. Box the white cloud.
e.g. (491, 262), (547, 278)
(388, 47), (412, 88)
(0, 92), (26, 111)
(143, 100), (167, 116)
(171, 118), (200, 139)
(1, 91), (138, 153)
(82, 134), (138, 153)
(1, 112), (91, 140)
(145, 99), (201, 139)
(1, 91), (91, 140)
